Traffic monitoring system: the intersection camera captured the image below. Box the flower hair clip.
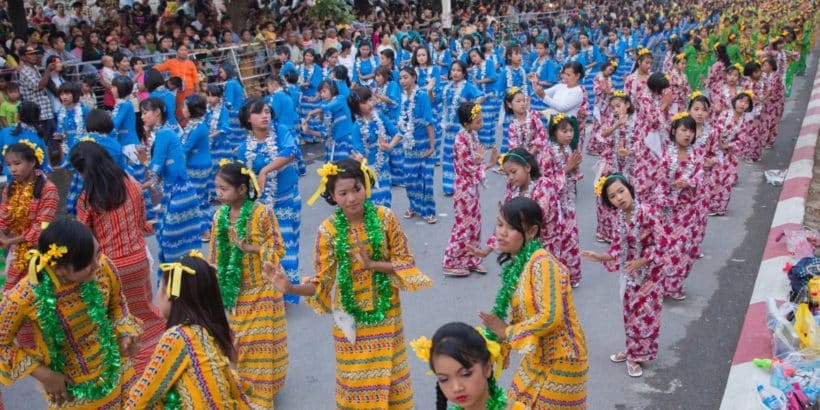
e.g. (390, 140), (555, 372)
(664, 74), (670, 81)
(550, 113), (567, 125)
(410, 327), (504, 380)
(218, 158), (234, 168)
(676, 52), (686, 61)
(189, 249), (206, 259)
(612, 89), (627, 98)
(689, 90), (703, 100)
(506, 86), (521, 97)
(713, 42), (721, 50)
(26, 243), (68, 286)
(637, 47), (651, 56)
(672, 111), (691, 121)
(17, 139), (45, 166)
(609, 60), (618, 68)
(742, 89), (755, 98)
(470, 104), (482, 121)
(307, 163), (341, 205)
(732, 63), (743, 72)
(593, 176), (607, 197)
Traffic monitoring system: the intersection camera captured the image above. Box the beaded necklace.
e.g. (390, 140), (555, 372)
(180, 118), (204, 146)
(398, 88), (418, 152)
(443, 80), (466, 125)
(57, 105), (84, 139)
(244, 128), (279, 208)
(208, 102), (223, 131)
(506, 65), (528, 95)
(511, 110), (533, 147)
(617, 201), (647, 287)
(615, 114), (636, 178)
(357, 112), (388, 172)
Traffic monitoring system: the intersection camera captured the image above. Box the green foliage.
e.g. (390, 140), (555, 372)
(310, 0), (354, 24)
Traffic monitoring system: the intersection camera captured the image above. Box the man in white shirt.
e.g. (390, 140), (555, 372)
(338, 40), (356, 75)
(51, 3), (71, 34)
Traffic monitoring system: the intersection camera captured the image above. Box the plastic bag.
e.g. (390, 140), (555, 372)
(780, 229), (819, 260)
(765, 169), (787, 186)
(793, 304), (819, 351)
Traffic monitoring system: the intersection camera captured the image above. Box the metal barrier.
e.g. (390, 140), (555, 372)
(4, 42), (277, 109)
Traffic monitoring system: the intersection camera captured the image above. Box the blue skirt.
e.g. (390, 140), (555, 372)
(478, 94), (500, 148)
(441, 123), (459, 196)
(127, 161), (157, 221)
(157, 181), (205, 265)
(188, 163), (213, 232)
(325, 133), (352, 162)
(65, 172), (83, 215)
(267, 183), (301, 305)
(582, 67), (598, 114)
(404, 151), (436, 218)
(228, 111), (245, 150)
(370, 159), (392, 208)
(300, 97), (324, 143)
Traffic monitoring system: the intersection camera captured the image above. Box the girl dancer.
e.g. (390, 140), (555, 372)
(582, 175), (665, 378)
(707, 91), (754, 216)
(299, 49), (324, 144)
(504, 88), (548, 168)
(467, 48), (499, 153)
(439, 60), (482, 196)
(304, 80), (354, 162)
(209, 161), (289, 406)
(479, 197), (588, 408)
(126, 253), (251, 409)
(587, 59), (617, 156)
(179, 94), (212, 239)
(274, 158), (431, 409)
(442, 103), (491, 277)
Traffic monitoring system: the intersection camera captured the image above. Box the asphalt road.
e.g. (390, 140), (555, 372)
(2, 45), (817, 409)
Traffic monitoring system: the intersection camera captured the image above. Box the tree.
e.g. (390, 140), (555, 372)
(8, 0), (28, 41)
(310, 0), (354, 25)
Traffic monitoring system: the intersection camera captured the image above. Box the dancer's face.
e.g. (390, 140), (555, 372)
(606, 180), (633, 211)
(433, 355), (492, 410)
(331, 177), (366, 218)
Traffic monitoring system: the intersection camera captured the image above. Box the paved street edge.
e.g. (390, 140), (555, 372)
(719, 66), (820, 409)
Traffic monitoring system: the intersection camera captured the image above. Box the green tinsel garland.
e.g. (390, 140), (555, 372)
(483, 240), (543, 342)
(334, 200), (391, 325)
(215, 200), (254, 310)
(447, 377), (508, 410)
(33, 271), (122, 401)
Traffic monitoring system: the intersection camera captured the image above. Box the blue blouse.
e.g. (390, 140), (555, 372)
(469, 62), (498, 97)
(298, 63), (323, 98)
(267, 90), (298, 130)
(335, 80), (350, 98)
(399, 89), (434, 153)
(111, 100), (140, 146)
(374, 80), (402, 122)
(84, 132), (126, 170)
(0, 127), (52, 175)
(148, 125), (188, 185)
(205, 104), (231, 138)
(350, 111), (399, 155)
(322, 95), (354, 141)
(352, 56), (378, 87)
(224, 78), (245, 112)
(55, 105), (89, 147)
(236, 123), (299, 191)
(180, 120), (211, 169)
(415, 66), (441, 90)
(149, 89), (178, 127)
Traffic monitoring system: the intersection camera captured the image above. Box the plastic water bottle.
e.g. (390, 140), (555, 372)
(757, 384), (786, 410)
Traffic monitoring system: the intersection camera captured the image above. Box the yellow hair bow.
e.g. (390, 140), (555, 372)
(497, 153), (507, 167)
(742, 89), (755, 98)
(410, 336), (432, 363)
(16, 139), (45, 166)
(26, 244), (68, 286)
(672, 111), (691, 121)
(160, 262), (196, 298)
(611, 89), (627, 98)
(550, 113), (567, 125)
(360, 159), (372, 199)
(79, 136), (96, 143)
(637, 47), (651, 56)
(307, 163), (340, 205)
(713, 42), (721, 50)
(593, 175), (607, 197)
(470, 104), (482, 122)
(219, 158), (233, 168)
(410, 327), (505, 380)
(610, 60), (618, 68)
(733, 63), (743, 72)
(506, 86), (521, 97)
(240, 167), (262, 197)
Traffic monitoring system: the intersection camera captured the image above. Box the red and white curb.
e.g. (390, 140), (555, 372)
(719, 67), (820, 408)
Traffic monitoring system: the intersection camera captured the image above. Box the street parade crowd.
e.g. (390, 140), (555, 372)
(0, 0), (815, 408)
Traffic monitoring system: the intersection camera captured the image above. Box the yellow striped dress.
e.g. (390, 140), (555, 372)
(209, 202), (289, 409)
(125, 324), (252, 409)
(306, 206), (431, 409)
(0, 257), (142, 409)
(503, 249), (588, 409)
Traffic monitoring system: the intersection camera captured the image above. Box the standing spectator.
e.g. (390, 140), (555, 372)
(287, 32), (303, 64)
(338, 40), (355, 75)
(42, 32), (80, 68)
(17, 45), (56, 149)
(220, 16), (240, 43)
(154, 44), (199, 125)
(51, 3), (71, 34)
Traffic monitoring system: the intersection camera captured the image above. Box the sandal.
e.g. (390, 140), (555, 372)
(423, 215), (438, 224)
(609, 352), (627, 363)
(627, 361), (643, 377)
(668, 293), (687, 301)
(442, 268), (471, 277)
(470, 265), (488, 275)
(403, 210), (416, 219)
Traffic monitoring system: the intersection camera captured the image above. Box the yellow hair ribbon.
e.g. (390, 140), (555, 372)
(470, 104), (482, 121)
(79, 136), (95, 143)
(497, 153), (507, 167)
(160, 262), (196, 298)
(672, 111), (691, 121)
(611, 89), (627, 98)
(593, 176), (607, 197)
(25, 244), (67, 286)
(218, 158), (233, 168)
(240, 167), (262, 196)
(713, 42), (720, 50)
(307, 163), (340, 206)
(360, 159), (372, 199)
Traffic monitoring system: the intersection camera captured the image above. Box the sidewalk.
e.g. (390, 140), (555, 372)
(719, 61), (820, 408)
